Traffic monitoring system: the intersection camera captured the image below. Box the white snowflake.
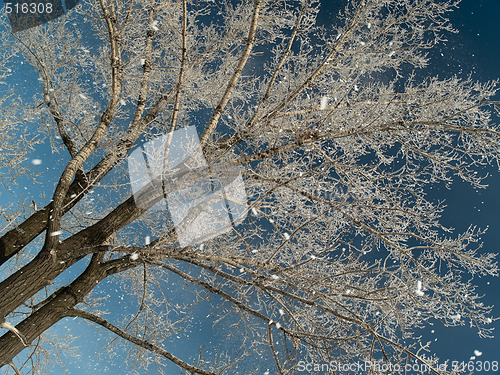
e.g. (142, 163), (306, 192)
(31, 159), (42, 165)
(145, 236), (150, 245)
(415, 280), (424, 296)
(320, 96), (328, 110)
(130, 253), (139, 261)
(79, 93), (87, 99)
(474, 350), (482, 357)
(450, 313), (461, 321)
(283, 232), (290, 240)
(50, 231), (63, 236)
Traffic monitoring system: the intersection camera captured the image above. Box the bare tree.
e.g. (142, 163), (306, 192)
(0, 0), (499, 373)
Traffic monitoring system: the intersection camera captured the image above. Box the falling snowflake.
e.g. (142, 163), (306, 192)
(320, 96), (328, 110)
(474, 350), (483, 357)
(450, 313), (461, 321)
(120, 99), (126, 106)
(50, 231), (63, 236)
(415, 280), (424, 296)
(283, 232), (290, 240)
(145, 236), (150, 245)
(79, 93), (87, 99)
(279, 309), (285, 316)
(151, 20), (159, 31)
(31, 159), (42, 165)
(130, 253), (139, 261)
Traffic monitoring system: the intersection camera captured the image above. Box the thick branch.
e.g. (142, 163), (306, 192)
(43, 0), (125, 251)
(199, 0), (263, 146)
(67, 309), (216, 375)
(0, 254), (106, 366)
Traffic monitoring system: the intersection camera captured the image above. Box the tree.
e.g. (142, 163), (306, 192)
(0, 0), (499, 373)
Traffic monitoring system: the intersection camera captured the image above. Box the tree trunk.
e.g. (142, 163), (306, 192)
(0, 173), (163, 321)
(0, 254), (106, 367)
(0, 252), (68, 321)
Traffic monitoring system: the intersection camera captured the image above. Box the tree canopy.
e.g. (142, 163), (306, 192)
(0, 0), (499, 373)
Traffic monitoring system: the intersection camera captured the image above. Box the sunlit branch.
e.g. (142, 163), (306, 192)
(67, 309), (216, 375)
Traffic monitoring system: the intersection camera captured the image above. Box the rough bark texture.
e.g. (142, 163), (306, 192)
(0, 254), (106, 366)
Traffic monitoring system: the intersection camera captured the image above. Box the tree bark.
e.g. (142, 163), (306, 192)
(0, 254), (107, 367)
(0, 172), (164, 320)
(0, 252), (68, 321)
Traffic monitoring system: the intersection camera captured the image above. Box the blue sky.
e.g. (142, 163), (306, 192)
(1, 0), (500, 374)
(406, 0), (500, 367)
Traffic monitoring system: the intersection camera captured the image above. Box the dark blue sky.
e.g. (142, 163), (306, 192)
(317, 0), (500, 369)
(1, 0), (499, 374)
(407, 0), (500, 367)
